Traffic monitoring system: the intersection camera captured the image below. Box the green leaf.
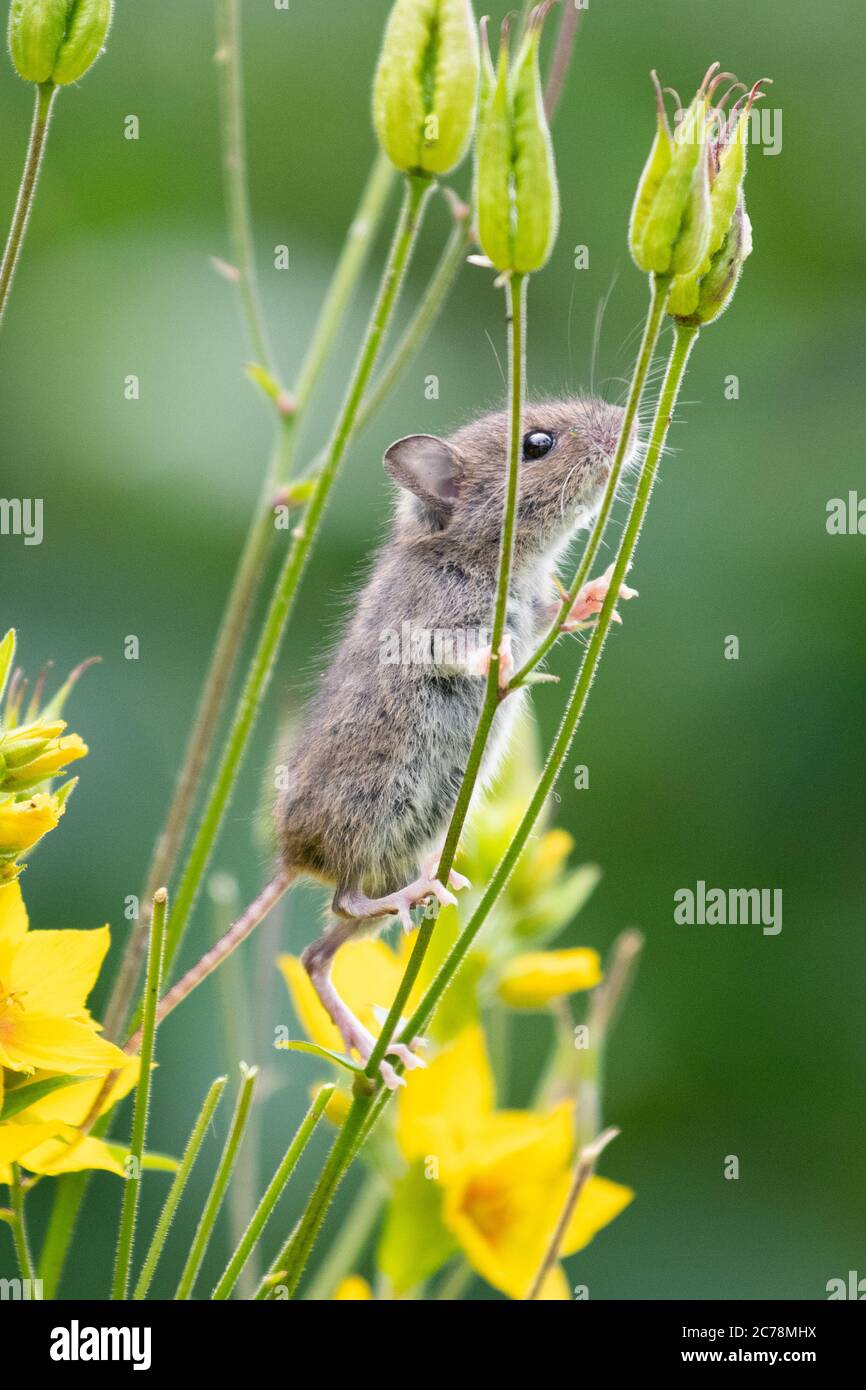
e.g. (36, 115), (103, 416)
(276, 1039), (365, 1076)
(0, 1073), (94, 1122)
(377, 1160), (458, 1294)
(104, 1144), (180, 1174)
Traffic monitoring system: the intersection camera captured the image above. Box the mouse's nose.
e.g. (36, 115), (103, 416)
(586, 401), (629, 459)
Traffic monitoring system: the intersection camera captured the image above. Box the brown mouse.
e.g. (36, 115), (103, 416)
(275, 396), (636, 1086)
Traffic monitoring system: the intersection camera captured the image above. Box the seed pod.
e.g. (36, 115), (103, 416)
(630, 67), (716, 278)
(8, 0), (113, 86)
(668, 79), (768, 318)
(676, 198), (753, 328)
(372, 0), (480, 176)
(475, 4), (559, 275)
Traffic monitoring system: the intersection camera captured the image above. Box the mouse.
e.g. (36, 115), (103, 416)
(273, 395), (637, 1086)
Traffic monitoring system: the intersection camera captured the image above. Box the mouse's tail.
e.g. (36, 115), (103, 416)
(124, 868), (296, 1053)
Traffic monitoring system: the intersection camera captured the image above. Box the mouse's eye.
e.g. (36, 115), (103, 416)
(522, 430), (555, 461)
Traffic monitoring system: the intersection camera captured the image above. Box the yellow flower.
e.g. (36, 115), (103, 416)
(0, 880), (139, 1179)
(0, 879), (130, 1079)
(333, 1275), (374, 1301)
(396, 1026), (632, 1299)
(1, 727), (88, 790)
(0, 791), (63, 855)
(496, 948), (602, 1009)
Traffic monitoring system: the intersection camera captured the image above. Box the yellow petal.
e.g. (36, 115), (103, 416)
(0, 879), (28, 946)
(7, 925), (111, 1019)
(14, 1055), (140, 1126)
(0, 793), (61, 852)
(333, 1275), (374, 1301)
(559, 1174), (634, 1258)
(497, 948), (603, 1009)
(18, 1130), (126, 1177)
(0, 1013), (130, 1076)
(537, 1264), (572, 1300)
(0, 1119), (61, 1162)
(397, 1026), (495, 1172)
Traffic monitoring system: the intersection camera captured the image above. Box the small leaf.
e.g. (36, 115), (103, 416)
(0, 1073), (94, 1122)
(377, 1160), (458, 1294)
(276, 1039), (365, 1076)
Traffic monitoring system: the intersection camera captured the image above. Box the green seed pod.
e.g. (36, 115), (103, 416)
(676, 197), (752, 328)
(475, 4), (559, 275)
(668, 79), (768, 318)
(630, 67), (717, 278)
(372, 0), (480, 176)
(8, 0), (113, 86)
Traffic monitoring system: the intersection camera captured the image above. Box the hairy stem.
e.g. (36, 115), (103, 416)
(0, 82), (57, 329)
(132, 1075), (228, 1300)
(212, 1084), (332, 1300)
(158, 173), (432, 989)
(111, 890), (168, 1300)
(9, 1164), (37, 1287)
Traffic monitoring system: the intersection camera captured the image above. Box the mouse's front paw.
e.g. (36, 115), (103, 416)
(467, 633), (515, 692)
(561, 564), (638, 632)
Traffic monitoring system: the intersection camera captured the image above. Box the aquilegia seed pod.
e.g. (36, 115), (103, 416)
(668, 77), (769, 319)
(475, 3), (559, 275)
(8, 0), (113, 86)
(629, 65), (716, 278)
(678, 197), (753, 327)
(372, 0), (480, 176)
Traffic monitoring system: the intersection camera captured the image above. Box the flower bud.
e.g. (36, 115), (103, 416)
(629, 67), (714, 278)
(372, 0), (480, 176)
(677, 197), (752, 327)
(475, 4), (559, 275)
(496, 948), (602, 1009)
(0, 790), (63, 856)
(8, 0), (113, 87)
(667, 78), (768, 319)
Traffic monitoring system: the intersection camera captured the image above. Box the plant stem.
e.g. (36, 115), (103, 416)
(366, 270), (527, 1083)
(9, 1164), (37, 1287)
(269, 271), (529, 1298)
(111, 889), (168, 1300)
(544, 0), (585, 120)
(302, 1171), (387, 1301)
(525, 1126), (620, 1300)
(0, 82), (57, 329)
(132, 1075), (227, 1300)
(102, 51), (394, 1051)
(212, 1084), (332, 1300)
(401, 316), (699, 1047)
(175, 1064), (258, 1299)
(575, 927), (644, 1144)
(158, 173), (432, 988)
(510, 274), (670, 688)
(280, 308), (700, 1266)
(38, 1170), (87, 1298)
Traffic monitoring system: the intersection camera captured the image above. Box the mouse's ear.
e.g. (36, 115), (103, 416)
(383, 435), (462, 523)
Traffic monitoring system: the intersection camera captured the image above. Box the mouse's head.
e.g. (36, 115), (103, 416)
(384, 397), (634, 566)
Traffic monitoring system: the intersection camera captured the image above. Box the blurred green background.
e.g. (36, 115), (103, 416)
(1, 0), (863, 1300)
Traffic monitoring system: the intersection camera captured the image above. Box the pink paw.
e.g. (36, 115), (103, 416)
(562, 564), (638, 632)
(468, 633), (514, 691)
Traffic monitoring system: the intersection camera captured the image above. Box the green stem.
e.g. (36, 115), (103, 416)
(216, 0), (275, 374)
(0, 82), (57, 328)
(212, 1084), (332, 1300)
(269, 271), (529, 1298)
(159, 173), (432, 987)
(312, 308), (701, 1217)
(366, 270), (527, 1082)
(175, 1064), (258, 1300)
(132, 1075), (228, 1300)
(38, 1170), (87, 1298)
(403, 317), (699, 1043)
(510, 274), (670, 688)
(9, 1165), (37, 1288)
(302, 1171), (387, 1301)
(111, 889), (168, 1300)
(104, 150), (395, 1050)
